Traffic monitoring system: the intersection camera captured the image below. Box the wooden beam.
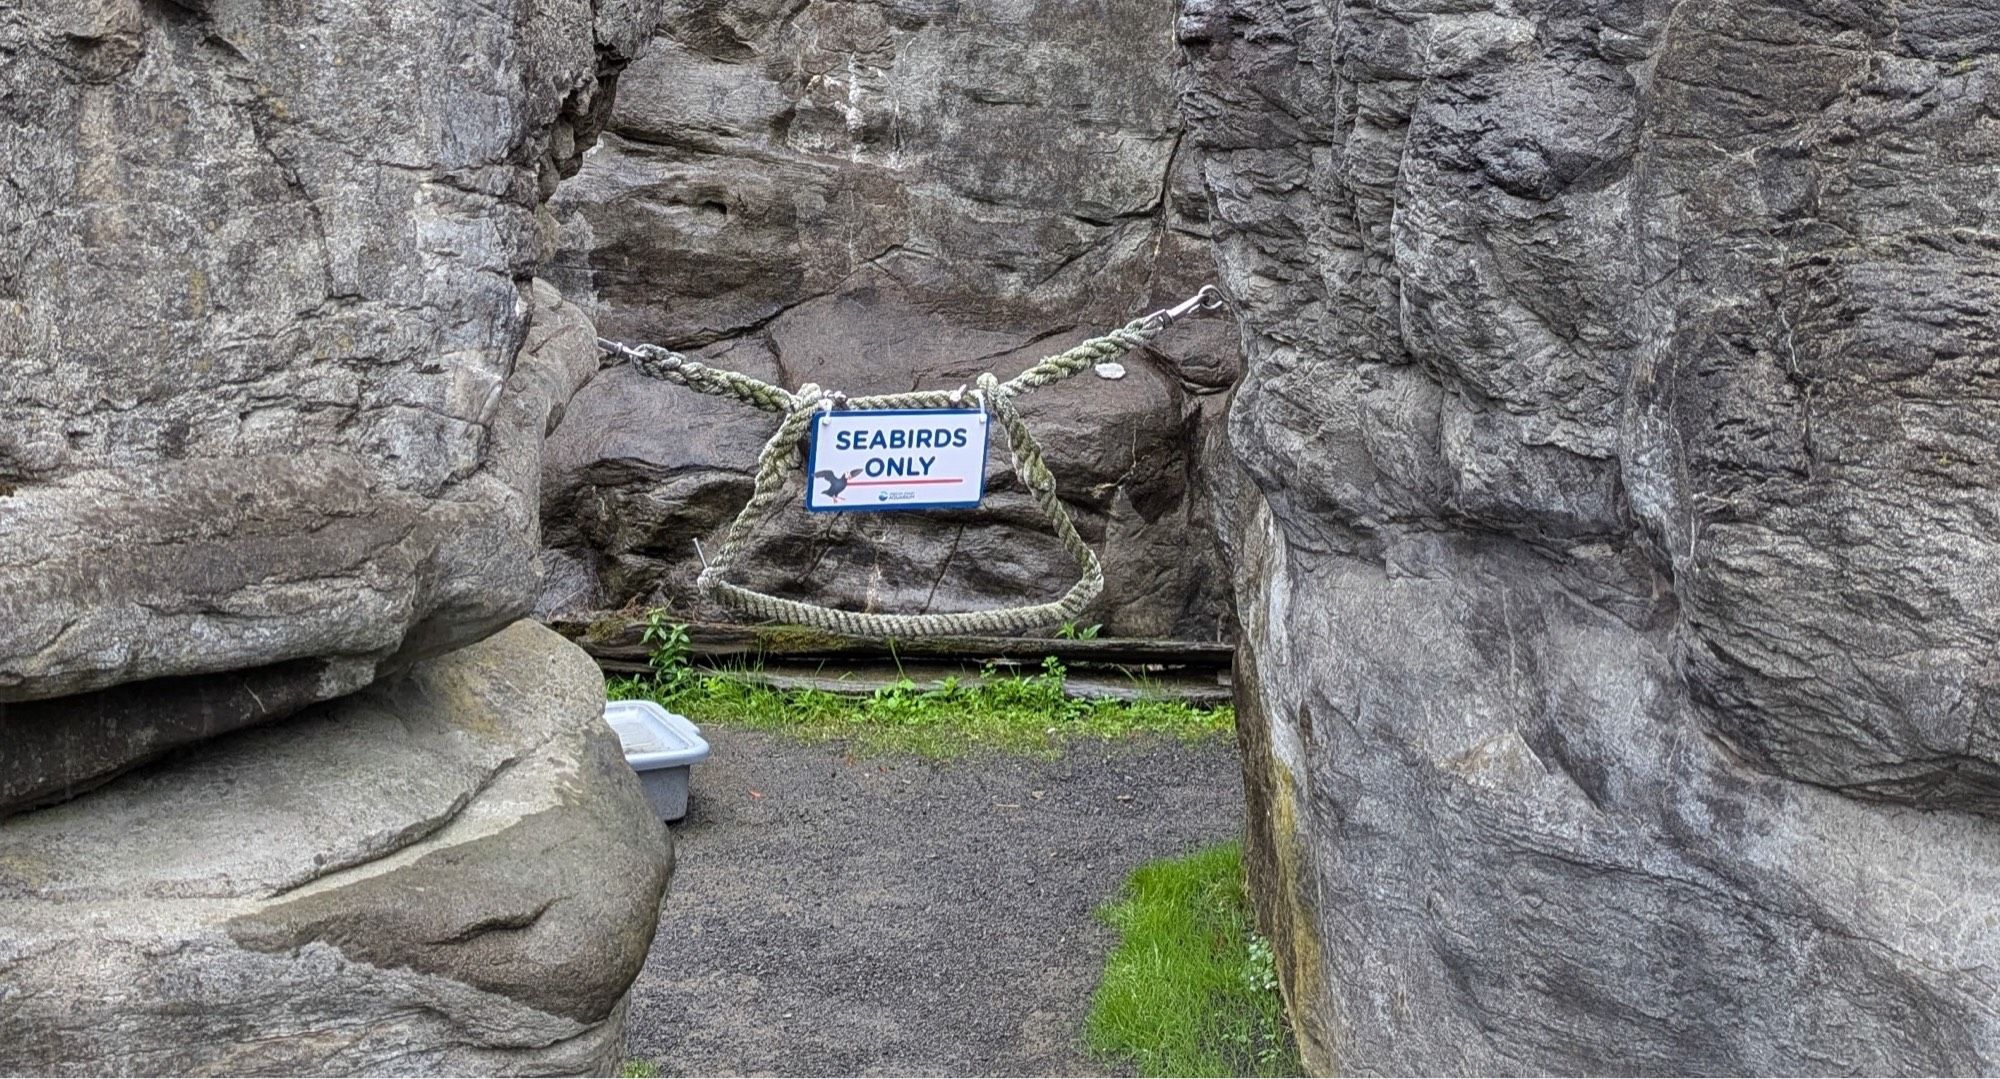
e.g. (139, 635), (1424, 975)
(548, 616), (1235, 669)
(589, 655), (1232, 708)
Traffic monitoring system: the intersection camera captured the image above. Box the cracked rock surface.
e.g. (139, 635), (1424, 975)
(0, 620), (673, 1076)
(538, 0), (1239, 638)
(0, 0), (656, 809)
(0, 4), (675, 1072)
(1182, 0), (2000, 1071)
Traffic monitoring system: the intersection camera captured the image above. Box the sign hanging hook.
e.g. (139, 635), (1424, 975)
(1098, 286), (1227, 379)
(1146, 284), (1227, 327)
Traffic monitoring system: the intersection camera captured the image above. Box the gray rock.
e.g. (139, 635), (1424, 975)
(0, 4), (644, 705)
(0, 277), (603, 813)
(0, 620), (672, 1076)
(1181, 0), (2000, 1071)
(539, 0), (1237, 639)
(0, 0), (656, 807)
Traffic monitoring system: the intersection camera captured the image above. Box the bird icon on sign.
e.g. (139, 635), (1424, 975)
(814, 468), (864, 502)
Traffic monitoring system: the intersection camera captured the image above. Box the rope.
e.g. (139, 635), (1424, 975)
(596, 286), (1224, 636)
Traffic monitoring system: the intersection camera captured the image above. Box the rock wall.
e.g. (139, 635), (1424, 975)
(1181, 0), (2000, 1071)
(0, 621), (671, 1076)
(0, 0), (653, 807)
(538, 0), (1238, 639)
(0, 2), (675, 1073)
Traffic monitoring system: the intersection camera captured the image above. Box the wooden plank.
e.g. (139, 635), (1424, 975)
(549, 615), (1235, 668)
(596, 657), (1233, 708)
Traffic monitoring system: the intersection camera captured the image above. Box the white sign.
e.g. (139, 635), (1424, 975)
(806, 408), (990, 512)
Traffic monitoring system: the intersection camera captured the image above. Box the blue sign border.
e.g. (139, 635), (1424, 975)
(805, 407), (990, 514)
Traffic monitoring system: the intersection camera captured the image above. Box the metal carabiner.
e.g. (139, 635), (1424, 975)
(599, 337), (684, 373)
(1147, 284), (1226, 327)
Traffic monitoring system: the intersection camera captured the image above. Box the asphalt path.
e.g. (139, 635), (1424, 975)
(624, 726), (1245, 1077)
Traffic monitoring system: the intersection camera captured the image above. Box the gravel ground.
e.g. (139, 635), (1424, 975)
(624, 726), (1245, 1077)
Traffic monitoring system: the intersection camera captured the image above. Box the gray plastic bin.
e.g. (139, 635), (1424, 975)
(604, 700), (711, 822)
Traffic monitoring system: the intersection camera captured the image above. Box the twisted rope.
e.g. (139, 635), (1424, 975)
(596, 287), (1222, 636)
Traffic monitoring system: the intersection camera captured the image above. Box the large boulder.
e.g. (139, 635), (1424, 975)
(0, 0), (658, 810)
(0, 620), (672, 1076)
(538, 0), (1237, 639)
(1181, 0), (2000, 1072)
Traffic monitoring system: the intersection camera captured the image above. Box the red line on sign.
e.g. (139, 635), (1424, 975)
(848, 478), (962, 486)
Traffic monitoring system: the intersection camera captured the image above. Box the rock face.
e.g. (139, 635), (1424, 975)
(0, 621), (672, 1076)
(0, 4), (676, 1073)
(0, 0), (655, 807)
(1181, 0), (2000, 1072)
(538, 0), (1238, 638)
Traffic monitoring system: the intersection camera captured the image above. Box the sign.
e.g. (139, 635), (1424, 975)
(805, 408), (989, 512)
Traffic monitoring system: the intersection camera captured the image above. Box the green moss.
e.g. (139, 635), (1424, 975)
(582, 613), (633, 645)
(616, 1060), (661, 1078)
(1087, 842), (1302, 1078)
(1259, 758), (1330, 1071)
(748, 623), (854, 653)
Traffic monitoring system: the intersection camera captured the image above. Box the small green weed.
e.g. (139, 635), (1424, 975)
(639, 610), (695, 694)
(617, 1060), (661, 1078)
(1087, 842), (1301, 1078)
(1057, 620), (1103, 640)
(608, 651), (1232, 758)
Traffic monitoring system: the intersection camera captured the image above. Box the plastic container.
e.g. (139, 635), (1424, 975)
(604, 700), (711, 822)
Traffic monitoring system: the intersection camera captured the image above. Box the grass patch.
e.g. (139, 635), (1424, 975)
(608, 654), (1231, 758)
(1088, 842), (1300, 1078)
(606, 613), (1230, 757)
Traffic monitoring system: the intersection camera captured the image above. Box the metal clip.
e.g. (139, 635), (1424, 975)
(600, 337), (685, 373)
(1146, 284), (1226, 327)
(595, 337), (633, 368)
